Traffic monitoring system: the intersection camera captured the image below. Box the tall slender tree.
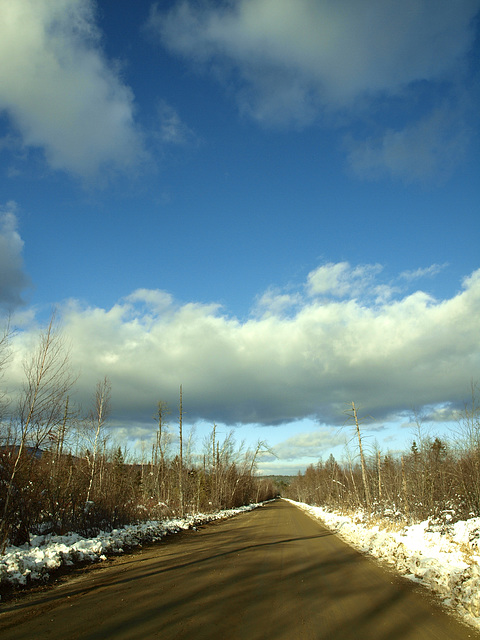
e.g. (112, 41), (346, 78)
(178, 384), (184, 516)
(348, 402), (371, 509)
(85, 377), (111, 504)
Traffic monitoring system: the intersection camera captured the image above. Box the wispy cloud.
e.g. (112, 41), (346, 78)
(0, 0), (144, 178)
(149, 0), (480, 180)
(346, 105), (472, 182)
(156, 100), (198, 146)
(399, 264), (448, 282)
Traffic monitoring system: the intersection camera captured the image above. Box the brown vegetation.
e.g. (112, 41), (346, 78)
(0, 317), (275, 551)
(284, 392), (480, 526)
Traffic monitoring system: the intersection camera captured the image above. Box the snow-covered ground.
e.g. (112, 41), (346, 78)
(0, 503), (262, 596)
(288, 499), (480, 630)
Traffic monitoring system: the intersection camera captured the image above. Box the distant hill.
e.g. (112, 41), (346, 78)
(258, 475), (293, 486)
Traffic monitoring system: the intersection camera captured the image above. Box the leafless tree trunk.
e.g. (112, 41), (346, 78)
(86, 377), (111, 504)
(344, 445), (360, 507)
(401, 455), (409, 520)
(0, 319), (12, 424)
(212, 423), (217, 503)
(154, 401), (169, 501)
(349, 402), (371, 510)
(377, 449), (382, 501)
(178, 385), (184, 516)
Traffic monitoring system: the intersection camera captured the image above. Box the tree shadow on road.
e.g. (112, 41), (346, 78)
(0, 500), (477, 640)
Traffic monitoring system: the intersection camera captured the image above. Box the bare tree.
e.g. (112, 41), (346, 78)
(85, 376), (111, 504)
(0, 320), (12, 419)
(246, 440), (273, 477)
(19, 313), (74, 450)
(152, 400), (170, 500)
(178, 384), (184, 516)
(454, 383), (480, 515)
(0, 313), (75, 550)
(345, 402), (371, 509)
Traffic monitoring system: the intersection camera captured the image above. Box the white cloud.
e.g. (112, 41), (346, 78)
(0, 202), (31, 311)
(253, 288), (302, 317)
(150, 0), (479, 119)
(149, 0), (480, 178)
(5, 263), (480, 434)
(124, 288), (175, 316)
(307, 262), (382, 298)
(419, 404), (459, 424)
(0, 0), (144, 178)
(272, 428), (346, 461)
(400, 264), (447, 282)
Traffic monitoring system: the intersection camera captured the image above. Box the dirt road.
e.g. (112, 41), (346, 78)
(0, 500), (478, 639)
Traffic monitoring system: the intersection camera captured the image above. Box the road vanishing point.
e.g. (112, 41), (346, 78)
(1, 500), (478, 639)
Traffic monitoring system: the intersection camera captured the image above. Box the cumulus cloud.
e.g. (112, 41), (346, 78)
(149, 0), (480, 177)
(306, 262), (383, 298)
(5, 264), (480, 436)
(0, 202), (31, 311)
(272, 429), (346, 461)
(253, 288), (302, 317)
(0, 0), (143, 178)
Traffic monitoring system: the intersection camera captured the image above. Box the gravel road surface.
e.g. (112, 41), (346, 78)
(0, 499), (478, 639)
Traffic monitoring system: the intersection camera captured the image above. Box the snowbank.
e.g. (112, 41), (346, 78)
(5, 498), (480, 630)
(287, 499), (480, 630)
(0, 504), (262, 594)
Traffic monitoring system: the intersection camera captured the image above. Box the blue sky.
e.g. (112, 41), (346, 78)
(1, 0), (480, 474)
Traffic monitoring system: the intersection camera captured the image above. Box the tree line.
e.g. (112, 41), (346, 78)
(0, 317), (275, 551)
(284, 397), (480, 525)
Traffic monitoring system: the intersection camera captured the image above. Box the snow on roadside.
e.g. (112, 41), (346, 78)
(287, 499), (480, 630)
(0, 503), (262, 595)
